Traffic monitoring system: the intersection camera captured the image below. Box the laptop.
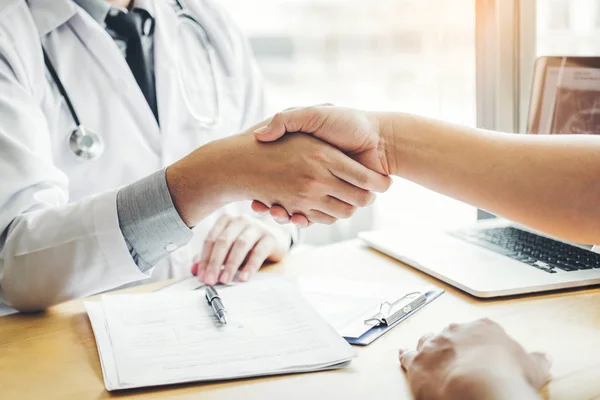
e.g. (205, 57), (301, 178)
(360, 56), (600, 298)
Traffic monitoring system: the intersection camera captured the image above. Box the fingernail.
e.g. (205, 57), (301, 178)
(219, 271), (230, 284)
(239, 271), (250, 281)
(254, 125), (269, 134)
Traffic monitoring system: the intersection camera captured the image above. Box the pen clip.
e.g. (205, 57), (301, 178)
(364, 291), (425, 326)
(205, 286), (221, 304)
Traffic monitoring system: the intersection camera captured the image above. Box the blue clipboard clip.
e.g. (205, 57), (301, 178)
(345, 287), (444, 346)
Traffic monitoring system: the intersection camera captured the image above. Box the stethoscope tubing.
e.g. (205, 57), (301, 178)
(43, 6), (222, 135)
(44, 48), (105, 161)
(42, 2), (222, 161)
(175, 10), (222, 129)
(43, 48), (83, 127)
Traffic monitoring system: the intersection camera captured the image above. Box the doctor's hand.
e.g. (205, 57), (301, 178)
(250, 106), (391, 227)
(166, 131), (391, 228)
(399, 319), (550, 400)
(191, 214), (290, 285)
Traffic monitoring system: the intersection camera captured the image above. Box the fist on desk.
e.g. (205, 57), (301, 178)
(399, 319), (551, 400)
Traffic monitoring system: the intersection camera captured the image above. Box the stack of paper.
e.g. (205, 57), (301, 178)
(85, 279), (354, 391)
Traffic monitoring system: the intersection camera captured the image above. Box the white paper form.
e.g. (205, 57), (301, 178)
(157, 277), (205, 292)
(101, 280), (354, 389)
(84, 301), (120, 390)
(157, 273), (275, 293)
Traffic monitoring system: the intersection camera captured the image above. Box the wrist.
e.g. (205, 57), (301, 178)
(373, 111), (403, 176)
(166, 140), (238, 227)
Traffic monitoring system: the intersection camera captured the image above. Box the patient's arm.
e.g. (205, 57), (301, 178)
(253, 106), (600, 246)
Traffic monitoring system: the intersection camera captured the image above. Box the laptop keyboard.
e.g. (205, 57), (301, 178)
(449, 226), (600, 273)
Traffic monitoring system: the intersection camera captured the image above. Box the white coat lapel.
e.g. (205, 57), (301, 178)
(66, 7), (161, 153)
(153, 0), (179, 153)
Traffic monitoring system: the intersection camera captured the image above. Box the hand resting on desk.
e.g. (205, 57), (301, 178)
(399, 318), (550, 400)
(191, 214), (290, 285)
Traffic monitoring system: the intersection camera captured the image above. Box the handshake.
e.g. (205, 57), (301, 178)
(167, 105), (398, 229)
(249, 106), (394, 227)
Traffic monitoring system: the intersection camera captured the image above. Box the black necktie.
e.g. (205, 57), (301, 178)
(105, 9), (158, 122)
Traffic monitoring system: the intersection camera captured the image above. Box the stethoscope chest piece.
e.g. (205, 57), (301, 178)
(69, 125), (105, 161)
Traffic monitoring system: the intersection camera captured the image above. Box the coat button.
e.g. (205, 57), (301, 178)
(165, 243), (177, 252)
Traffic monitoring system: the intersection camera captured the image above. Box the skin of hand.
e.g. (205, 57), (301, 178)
(191, 214), (290, 285)
(166, 131), (391, 229)
(252, 106), (600, 245)
(252, 106), (390, 227)
(399, 319), (550, 400)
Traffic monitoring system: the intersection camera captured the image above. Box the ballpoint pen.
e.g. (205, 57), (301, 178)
(205, 285), (228, 324)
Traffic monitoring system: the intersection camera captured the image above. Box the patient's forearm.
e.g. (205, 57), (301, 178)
(380, 112), (600, 245)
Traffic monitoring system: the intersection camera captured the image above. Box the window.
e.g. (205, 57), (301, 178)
(537, 0), (600, 56)
(219, 0), (478, 243)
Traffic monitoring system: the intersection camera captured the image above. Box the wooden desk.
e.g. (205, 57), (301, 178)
(2, 240), (600, 399)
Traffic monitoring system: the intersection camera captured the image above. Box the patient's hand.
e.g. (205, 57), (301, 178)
(250, 106), (392, 227)
(399, 319), (550, 400)
(255, 106), (390, 175)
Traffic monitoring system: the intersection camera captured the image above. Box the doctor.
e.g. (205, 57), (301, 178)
(0, 0), (390, 312)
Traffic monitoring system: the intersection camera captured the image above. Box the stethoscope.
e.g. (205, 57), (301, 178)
(43, 1), (222, 161)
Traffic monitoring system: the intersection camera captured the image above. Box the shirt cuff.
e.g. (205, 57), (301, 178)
(116, 169), (193, 272)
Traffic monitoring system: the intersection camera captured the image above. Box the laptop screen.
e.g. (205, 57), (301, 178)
(527, 56), (600, 135)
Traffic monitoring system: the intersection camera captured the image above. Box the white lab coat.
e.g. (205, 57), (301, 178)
(0, 0), (267, 311)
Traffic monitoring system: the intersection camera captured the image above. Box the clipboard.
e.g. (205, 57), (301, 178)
(344, 287), (444, 346)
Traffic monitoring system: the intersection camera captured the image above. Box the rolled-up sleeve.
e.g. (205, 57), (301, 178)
(116, 169), (193, 272)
